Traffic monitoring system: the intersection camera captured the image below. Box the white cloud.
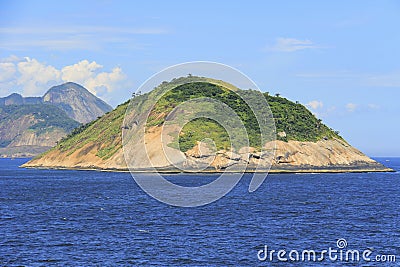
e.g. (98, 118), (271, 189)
(61, 60), (103, 85)
(84, 67), (126, 95)
(344, 103), (380, 114)
(306, 100), (324, 110)
(0, 62), (16, 82)
(0, 54), (21, 63)
(268, 38), (319, 52)
(346, 103), (357, 112)
(61, 60), (127, 95)
(17, 58), (61, 95)
(0, 56), (128, 97)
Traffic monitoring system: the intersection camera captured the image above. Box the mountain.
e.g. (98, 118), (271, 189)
(23, 77), (392, 173)
(0, 93), (42, 106)
(0, 104), (80, 157)
(0, 82), (113, 123)
(42, 82), (112, 123)
(0, 82), (112, 157)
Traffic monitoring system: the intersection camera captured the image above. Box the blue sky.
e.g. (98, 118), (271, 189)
(0, 0), (399, 156)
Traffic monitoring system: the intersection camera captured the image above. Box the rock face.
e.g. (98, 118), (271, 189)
(0, 82), (112, 157)
(42, 82), (112, 123)
(0, 105), (79, 157)
(22, 134), (390, 172)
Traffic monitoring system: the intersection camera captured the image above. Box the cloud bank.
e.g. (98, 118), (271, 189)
(0, 56), (127, 97)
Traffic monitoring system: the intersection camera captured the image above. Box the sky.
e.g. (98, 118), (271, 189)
(0, 0), (399, 156)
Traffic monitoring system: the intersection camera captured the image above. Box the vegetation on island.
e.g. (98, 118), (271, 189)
(147, 80), (342, 152)
(147, 82), (269, 151)
(265, 93), (341, 142)
(48, 76), (342, 159)
(54, 102), (127, 160)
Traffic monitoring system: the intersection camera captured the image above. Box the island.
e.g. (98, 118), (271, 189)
(22, 77), (393, 173)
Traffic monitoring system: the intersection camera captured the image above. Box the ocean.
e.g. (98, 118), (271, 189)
(0, 158), (399, 266)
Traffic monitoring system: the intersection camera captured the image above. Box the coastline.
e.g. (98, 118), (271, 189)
(20, 164), (395, 174)
(21, 137), (395, 176)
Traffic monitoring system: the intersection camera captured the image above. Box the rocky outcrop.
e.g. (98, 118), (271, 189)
(22, 133), (392, 173)
(181, 138), (389, 172)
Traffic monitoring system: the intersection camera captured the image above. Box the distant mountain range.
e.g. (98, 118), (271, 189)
(0, 82), (112, 157)
(0, 82), (112, 123)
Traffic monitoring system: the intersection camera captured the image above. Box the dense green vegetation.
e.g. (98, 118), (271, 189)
(148, 81), (341, 152)
(172, 118), (230, 152)
(147, 82), (267, 151)
(265, 94), (341, 142)
(53, 77), (342, 158)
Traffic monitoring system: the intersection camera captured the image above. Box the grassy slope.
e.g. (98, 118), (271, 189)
(43, 78), (342, 159)
(48, 102), (128, 160)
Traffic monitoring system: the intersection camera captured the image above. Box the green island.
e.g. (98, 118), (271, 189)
(23, 77), (391, 173)
(52, 77), (341, 159)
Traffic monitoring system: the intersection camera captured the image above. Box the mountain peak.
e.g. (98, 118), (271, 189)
(1, 82), (113, 124)
(42, 83), (112, 123)
(0, 82), (113, 157)
(8, 92), (23, 97)
(46, 82), (88, 93)
(0, 93), (31, 100)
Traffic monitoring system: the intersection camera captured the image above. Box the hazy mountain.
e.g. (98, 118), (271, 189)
(0, 104), (80, 157)
(0, 93), (42, 106)
(0, 82), (112, 157)
(42, 82), (112, 123)
(0, 82), (112, 124)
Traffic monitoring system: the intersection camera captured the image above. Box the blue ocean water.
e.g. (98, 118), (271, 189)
(0, 158), (399, 266)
